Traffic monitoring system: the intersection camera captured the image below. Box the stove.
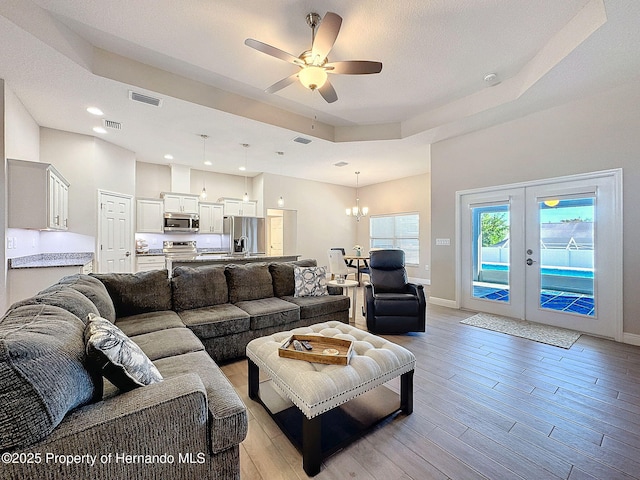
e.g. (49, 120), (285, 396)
(162, 241), (197, 260)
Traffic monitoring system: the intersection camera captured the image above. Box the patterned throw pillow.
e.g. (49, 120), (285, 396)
(293, 266), (328, 297)
(84, 313), (163, 391)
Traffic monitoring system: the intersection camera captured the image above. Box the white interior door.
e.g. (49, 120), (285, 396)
(269, 215), (284, 256)
(459, 170), (622, 339)
(98, 191), (134, 273)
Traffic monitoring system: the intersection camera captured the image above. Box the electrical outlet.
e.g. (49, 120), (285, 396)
(6, 237), (13, 249)
(425, 264), (429, 271)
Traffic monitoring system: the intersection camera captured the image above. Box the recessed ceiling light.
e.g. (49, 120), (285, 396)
(239, 166), (246, 171)
(87, 107), (104, 116)
(92, 126), (107, 134)
(204, 161), (212, 166)
(164, 154), (174, 160)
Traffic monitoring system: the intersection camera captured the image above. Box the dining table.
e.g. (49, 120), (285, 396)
(343, 254), (370, 286)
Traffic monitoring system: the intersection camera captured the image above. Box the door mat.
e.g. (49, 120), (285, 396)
(460, 312), (581, 349)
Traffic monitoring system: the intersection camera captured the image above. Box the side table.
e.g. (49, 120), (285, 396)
(327, 279), (359, 323)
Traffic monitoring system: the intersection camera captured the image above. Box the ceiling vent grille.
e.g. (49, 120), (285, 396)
(293, 136), (312, 145)
(102, 119), (122, 130)
(129, 90), (163, 107)
(334, 161), (349, 167)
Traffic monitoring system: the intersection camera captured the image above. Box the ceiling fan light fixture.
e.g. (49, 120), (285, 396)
(298, 66), (327, 90)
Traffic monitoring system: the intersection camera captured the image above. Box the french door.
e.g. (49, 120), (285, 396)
(459, 170), (622, 339)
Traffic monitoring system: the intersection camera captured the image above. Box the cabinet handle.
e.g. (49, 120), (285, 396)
(55, 215), (60, 225)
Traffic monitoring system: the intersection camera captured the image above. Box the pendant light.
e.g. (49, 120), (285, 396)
(242, 143), (249, 202)
(276, 151), (285, 207)
(200, 134), (209, 199)
(346, 171), (368, 221)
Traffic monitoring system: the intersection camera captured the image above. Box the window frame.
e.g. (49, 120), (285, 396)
(369, 212), (420, 266)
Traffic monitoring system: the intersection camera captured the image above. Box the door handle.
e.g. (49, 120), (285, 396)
(526, 258), (536, 266)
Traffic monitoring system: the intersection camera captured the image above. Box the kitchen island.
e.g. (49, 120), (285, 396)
(169, 254), (301, 270)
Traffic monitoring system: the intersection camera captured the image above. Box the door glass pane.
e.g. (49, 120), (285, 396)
(471, 204), (510, 302)
(538, 197), (595, 316)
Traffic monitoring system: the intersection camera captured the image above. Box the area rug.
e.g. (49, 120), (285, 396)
(460, 312), (581, 349)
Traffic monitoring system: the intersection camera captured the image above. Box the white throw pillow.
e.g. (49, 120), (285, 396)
(293, 266), (328, 297)
(84, 313), (163, 391)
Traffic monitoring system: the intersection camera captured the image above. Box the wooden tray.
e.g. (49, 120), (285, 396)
(278, 334), (354, 365)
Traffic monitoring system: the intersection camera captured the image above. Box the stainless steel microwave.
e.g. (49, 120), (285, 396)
(163, 213), (199, 233)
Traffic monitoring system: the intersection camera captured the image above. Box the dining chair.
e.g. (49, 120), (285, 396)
(327, 249), (356, 280)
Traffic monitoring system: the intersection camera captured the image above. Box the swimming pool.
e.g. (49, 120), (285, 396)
(481, 263), (593, 278)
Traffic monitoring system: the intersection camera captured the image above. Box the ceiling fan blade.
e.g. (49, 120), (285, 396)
(311, 12), (342, 61)
(318, 80), (338, 103)
(245, 38), (303, 66)
(265, 73), (299, 94)
(325, 60), (383, 75)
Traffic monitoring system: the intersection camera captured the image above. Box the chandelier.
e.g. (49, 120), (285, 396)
(346, 171), (368, 221)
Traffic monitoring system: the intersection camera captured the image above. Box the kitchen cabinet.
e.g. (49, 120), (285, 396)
(219, 197), (257, 217)
(136, 255), (166, 272)
(161, 193), (199, 214)
(136, 199), (164, 233)
(199, 202), (224, 233)
(8, 159), (69, 230)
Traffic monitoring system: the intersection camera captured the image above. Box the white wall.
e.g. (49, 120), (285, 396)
(40, 128), (136, 237)
(260, 172), (357, 266)
(430, 79), (640, 336)
(357, 173), (431, 282)
(2, 81), (41, 311)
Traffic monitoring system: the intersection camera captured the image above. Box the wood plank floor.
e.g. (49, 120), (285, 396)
(220, 291), (640, 480)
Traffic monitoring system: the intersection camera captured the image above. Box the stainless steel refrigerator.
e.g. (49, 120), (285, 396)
(223, 216), (266, 254)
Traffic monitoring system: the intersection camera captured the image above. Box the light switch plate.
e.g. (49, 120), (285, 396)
(435, 238), (451, 246)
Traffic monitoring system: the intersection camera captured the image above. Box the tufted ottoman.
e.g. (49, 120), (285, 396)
(246, 321), (415, 476)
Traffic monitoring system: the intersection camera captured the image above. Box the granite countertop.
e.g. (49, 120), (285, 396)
(8, 252), (94, 269)
(172, 254), (300, 264)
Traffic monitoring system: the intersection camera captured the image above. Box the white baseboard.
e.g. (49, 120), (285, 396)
(428, 297), (459, 309)
(623, 332), (640, 346)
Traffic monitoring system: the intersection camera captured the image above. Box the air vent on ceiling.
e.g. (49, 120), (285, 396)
(334, 161), (349, 167)
(102, 119), (122, 130)
(128, 90), (163, 107)
(293, 136), (312, 145)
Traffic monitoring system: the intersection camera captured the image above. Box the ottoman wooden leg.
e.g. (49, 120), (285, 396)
(248, 359), (259, 400)
(400, 370), (414, 414)
(302, 414), (322, 476)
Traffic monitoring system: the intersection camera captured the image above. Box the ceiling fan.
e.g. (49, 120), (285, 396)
(245, 11), (382, 103)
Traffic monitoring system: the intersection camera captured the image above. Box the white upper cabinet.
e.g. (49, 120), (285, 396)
(136, 199), (164, 233)
(8, 159), (69, 230)
(161, 193), (199, 214)
(219, 197), (257, 217)
(199, 203), (224, 234)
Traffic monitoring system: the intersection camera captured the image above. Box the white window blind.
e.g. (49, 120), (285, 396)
(369, 213), (419, 265)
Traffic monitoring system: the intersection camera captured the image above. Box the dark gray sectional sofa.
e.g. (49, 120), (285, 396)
(0, 259), (349, 480)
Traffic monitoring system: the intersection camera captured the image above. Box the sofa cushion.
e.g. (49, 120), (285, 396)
(171, 265), (228, 311)
(270, 259), (317, 297)
(130, 327), (204, 361)
(178, 304), (250, 339)
(41, 274), (116, 323)
(10, 286), (99, 323)
(225, 263), (274, 303)
(282, 294), (350, 319)
(91, 270), (172, 318)
(116, 310), (184, 337)
(235, 297), (300, 331)
(293, 265), (328, 297)
(84, 313), (163, 392)
(0, 305), (100, 450)
(153, 351), (248, 453)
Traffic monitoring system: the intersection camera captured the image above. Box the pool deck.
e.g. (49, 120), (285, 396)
(473, 286), (595, 316)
